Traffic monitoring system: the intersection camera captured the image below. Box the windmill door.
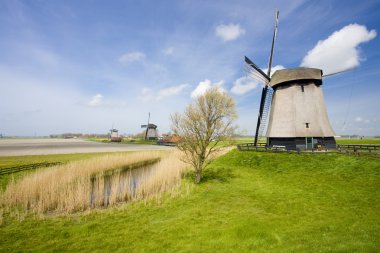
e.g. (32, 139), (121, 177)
(306, 137), (313, 150)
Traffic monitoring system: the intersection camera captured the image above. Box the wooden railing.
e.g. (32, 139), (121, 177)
(237, 143), (267, 151)
(0, 162), (63, 176)
(237, 143), (380, 156)
(337, 144), (380, 154)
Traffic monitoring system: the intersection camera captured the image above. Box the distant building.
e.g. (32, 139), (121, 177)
(144, 124), (159, 140)
(110, 129), (122, 142)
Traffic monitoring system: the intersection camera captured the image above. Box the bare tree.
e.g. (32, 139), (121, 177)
(171, 87), (237, 183)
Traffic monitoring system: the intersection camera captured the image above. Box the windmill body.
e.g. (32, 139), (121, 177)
(266, 68), (336, 150)
(141, 123), (159, 140)
(146, 124), (159, 140)
(110, 128), (122, 142)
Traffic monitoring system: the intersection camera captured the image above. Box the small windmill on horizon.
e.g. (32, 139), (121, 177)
(141, 112), (159, 140)
(245, 10), (343, 150)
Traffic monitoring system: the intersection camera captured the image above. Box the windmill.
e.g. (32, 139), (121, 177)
(110, 124), (122, 142)
(245, 11), (337, 150)
(141, 112), (159, 140)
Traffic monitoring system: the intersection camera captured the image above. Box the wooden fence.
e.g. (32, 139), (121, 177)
(0, 162), (63, 176)
(337, 144), (380, 154)
(237, 143), (380, 156)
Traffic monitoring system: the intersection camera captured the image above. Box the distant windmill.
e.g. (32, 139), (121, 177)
(245, 10), (337, 150)
(110, 123), (122, 142)
(141, 112), (159, 140)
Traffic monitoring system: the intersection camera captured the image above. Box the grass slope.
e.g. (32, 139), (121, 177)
(1, 150), (380, 252)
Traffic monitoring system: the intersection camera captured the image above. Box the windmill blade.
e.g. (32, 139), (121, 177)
(245, 65), (271, 84)
(253, 10), (279, 147)
(322, 69), (352, 77)
(141, 125), (147, 128)
(267, 10), (279, 77)
(245, 56), (270, 84)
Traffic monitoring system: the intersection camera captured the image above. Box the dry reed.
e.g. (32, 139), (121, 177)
(1, 151), (190, 214)
(1, 148), (230, 216)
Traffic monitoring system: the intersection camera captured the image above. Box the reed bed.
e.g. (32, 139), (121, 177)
(1, 151), (190, 215)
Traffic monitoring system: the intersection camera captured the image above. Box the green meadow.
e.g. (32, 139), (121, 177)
(1, 146), (379, 252)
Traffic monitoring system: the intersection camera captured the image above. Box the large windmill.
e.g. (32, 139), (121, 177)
(246, 11), (336, 150)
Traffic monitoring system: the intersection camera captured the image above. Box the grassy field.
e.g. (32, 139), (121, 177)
(1, 149), (379, 252)
(335, 138), (380, 145)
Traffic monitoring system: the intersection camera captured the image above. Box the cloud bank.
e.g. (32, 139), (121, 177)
(191, 79), (225, 98)
(119, 51), (146, 64)
(230, 77), (258, 95)
(262, 65), (286, 77)
(163, 47), (174, 55)
(232, 65), (285, 95)
(301, 24), (376, 75)
(139, 84), (189, 102)
(215, 23), (245, 41)
(88, 94), (103, 106)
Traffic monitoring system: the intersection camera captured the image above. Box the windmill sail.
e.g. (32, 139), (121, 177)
(246, 10), (279, 146)
(244, 56), (270, 85)
(257, 87), (274, 138)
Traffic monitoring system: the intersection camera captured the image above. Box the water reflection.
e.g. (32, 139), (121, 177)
(89, 164), (156, 206)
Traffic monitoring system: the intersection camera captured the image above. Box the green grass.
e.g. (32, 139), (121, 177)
(1, 150), (379, 252)
(336, 138), (380, 145)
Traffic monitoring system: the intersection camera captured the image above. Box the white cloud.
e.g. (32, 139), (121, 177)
(231, 76), (259, 95)
(355, 117), (371, 124)
(191, 79), (225, 98)
(163, 47), (174, 55)
(156, 84), (189, 100)
(262, 65), (286, 77)
(301, 24), (377, 75)
(355, 117), (363, 122)
(88, 94), (103, 106)
(119, 51), (146, 64)
(215, 23), (245, 41)
(139, 84), (189, 102)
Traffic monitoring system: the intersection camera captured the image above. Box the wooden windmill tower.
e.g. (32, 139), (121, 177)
(141, 112), (159, 140)
(245, 11), (336, 150)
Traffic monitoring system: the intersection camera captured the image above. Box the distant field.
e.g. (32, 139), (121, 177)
(335, 138), (380, 145)
(1, 149), (379, 252)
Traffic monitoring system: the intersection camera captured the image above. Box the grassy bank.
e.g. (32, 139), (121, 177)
(1, 149), (379, 252)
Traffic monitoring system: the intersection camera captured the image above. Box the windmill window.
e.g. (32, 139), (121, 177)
(301, 85), (304, 92)
(305, 123), (310, 128)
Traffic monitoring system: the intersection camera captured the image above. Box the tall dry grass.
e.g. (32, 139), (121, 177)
(1, 151), (189, 215)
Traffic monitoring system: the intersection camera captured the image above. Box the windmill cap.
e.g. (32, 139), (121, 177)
(270, 68), (322, 88)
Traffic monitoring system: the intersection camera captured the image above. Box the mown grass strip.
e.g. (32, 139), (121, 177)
(0, 162), (63, 175)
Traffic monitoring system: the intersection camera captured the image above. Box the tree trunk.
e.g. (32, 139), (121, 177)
(195, 170), (201, 184)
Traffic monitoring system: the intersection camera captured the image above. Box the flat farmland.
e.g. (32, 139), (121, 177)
(0, 138), (172, 156)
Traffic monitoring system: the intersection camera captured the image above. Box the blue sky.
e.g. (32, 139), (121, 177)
(0, 0), (379, 136)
